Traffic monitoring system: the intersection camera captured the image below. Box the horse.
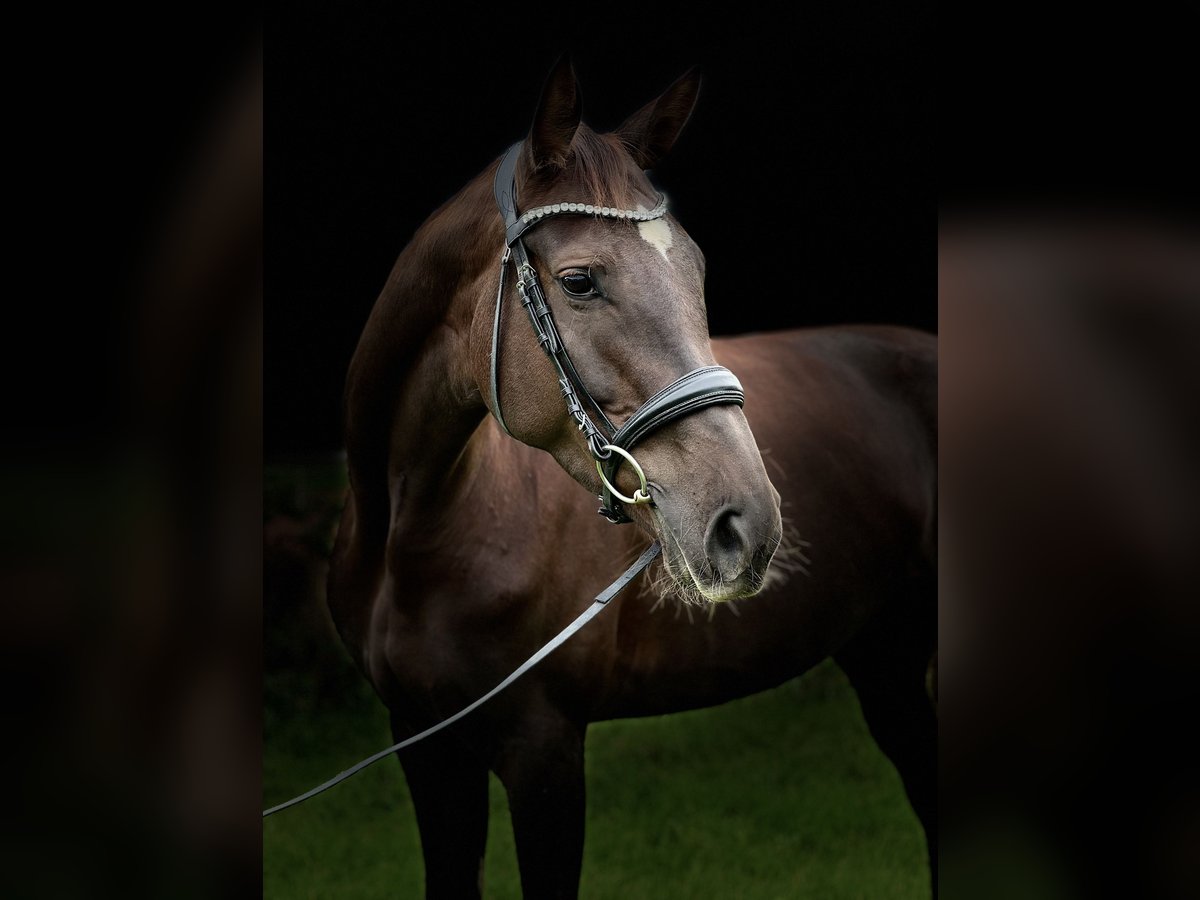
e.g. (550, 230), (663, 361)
(328, 58), (937, 899)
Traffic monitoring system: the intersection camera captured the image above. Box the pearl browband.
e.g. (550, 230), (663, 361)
(503, 194), (669, 247)
(520, 195), (668, 224)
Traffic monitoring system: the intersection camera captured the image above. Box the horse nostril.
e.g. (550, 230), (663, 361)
(704, 506), (752, 578)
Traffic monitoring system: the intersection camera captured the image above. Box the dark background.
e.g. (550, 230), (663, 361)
(269, 5), (933, 455)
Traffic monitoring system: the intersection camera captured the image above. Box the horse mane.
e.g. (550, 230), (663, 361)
(341, 169), (497, 543)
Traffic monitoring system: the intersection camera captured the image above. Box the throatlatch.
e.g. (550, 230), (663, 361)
(489, 142), (745, 523)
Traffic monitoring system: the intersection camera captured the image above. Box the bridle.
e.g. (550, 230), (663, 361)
(264, 141), (747, 818)
(490, 141), (745, 523)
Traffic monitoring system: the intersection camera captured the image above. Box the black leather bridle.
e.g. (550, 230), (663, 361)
(490, 141), (745, 523)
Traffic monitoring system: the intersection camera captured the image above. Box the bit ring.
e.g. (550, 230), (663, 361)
(595, 444), (652, 506)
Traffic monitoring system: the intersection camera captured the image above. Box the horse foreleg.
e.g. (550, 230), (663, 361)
(394, 720), (490, 900)
(495, 711), (587, 900)
(836, 587), (938, 897)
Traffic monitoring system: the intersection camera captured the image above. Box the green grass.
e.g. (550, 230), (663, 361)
(264, 660), (929, 899)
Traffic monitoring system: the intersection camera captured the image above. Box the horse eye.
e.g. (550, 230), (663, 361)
(560, 273), (595, 297)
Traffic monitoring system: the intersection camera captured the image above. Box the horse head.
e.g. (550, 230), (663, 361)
(476, 58), (782, 602)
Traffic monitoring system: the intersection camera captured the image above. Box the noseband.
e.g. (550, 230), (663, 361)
(490, 142), (745, 523)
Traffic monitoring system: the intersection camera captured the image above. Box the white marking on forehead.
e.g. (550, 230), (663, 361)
(637, 217), (674, 262)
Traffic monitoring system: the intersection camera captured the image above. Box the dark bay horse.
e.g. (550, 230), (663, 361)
(329, 59), (936, 898)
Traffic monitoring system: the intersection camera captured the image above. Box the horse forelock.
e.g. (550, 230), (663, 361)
(518, 126), (652, 212)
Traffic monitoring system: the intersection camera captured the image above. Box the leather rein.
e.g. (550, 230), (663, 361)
(263, 143), (745, 817)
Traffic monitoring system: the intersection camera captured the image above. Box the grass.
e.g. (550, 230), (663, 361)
(264, 660), (928, 899)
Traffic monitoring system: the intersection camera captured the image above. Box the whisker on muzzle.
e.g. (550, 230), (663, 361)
(766, 517), (812, 580)
(642, 513), (811, 613)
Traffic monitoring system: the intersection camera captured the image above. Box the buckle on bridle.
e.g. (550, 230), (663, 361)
(596, 505), (628, 525)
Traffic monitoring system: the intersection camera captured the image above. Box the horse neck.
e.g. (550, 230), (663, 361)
(344, 169), (500, 544)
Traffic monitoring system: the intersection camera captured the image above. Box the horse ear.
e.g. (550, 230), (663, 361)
(615, 67), (702, 170)
(528, 54), (582, 169)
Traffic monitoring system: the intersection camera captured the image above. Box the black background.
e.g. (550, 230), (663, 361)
(270, 5), (933, 455)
